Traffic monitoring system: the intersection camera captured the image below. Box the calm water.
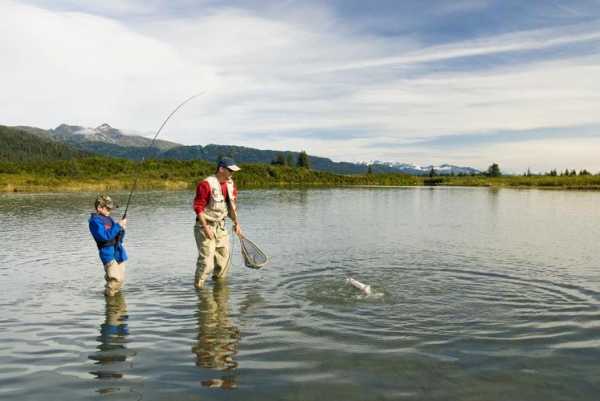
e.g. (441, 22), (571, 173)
(1, 187), (600, 400)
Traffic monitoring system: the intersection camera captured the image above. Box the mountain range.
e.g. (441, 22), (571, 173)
(5, 123), (481, 175)
(369, 161), (481, 176)
(18, 123), (179, 151)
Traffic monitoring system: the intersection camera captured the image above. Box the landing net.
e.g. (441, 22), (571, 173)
(239, 235), (268, 269)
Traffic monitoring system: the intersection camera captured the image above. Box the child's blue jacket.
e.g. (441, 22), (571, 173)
(89, 213), (128, 265)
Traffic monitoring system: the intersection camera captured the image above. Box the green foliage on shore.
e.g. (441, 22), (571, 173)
(0, 157), (421, 192)
(2, 156), (600, 192)
(433, 175), (600, 190)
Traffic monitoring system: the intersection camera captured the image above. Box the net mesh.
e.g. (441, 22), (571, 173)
(239, 236), (268, 269)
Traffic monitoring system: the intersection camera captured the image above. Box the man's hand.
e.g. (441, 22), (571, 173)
(234, 223), (242, 236)
(119, 218), (127, 230)
(197, 213), (214, 239)
(203, 225), (215, 239)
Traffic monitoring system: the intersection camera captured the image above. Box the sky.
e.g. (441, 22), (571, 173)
(2, 0), (600, 172)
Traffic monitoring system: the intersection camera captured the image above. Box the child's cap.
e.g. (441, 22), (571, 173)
(95, 194), (118, 209)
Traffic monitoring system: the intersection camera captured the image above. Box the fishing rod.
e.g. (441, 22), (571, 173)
(122, 92), (204, 219)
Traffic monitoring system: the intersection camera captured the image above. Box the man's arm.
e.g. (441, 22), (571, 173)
(227, 185), (242, 236)
(228, 200), (241, 236)
(193, 181), (214, 239)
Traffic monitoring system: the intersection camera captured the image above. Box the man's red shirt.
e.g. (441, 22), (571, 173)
(193, 180), (238, 215)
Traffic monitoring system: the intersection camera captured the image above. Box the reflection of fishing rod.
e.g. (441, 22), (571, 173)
(122, 93), (204, 219)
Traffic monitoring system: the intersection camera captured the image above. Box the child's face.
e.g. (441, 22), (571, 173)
(97, 206), (111, 216)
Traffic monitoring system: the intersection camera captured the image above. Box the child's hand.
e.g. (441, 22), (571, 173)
(119, 218), (128, 229)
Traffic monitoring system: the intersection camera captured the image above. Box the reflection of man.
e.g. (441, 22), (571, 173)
(89, 293), (132, 382)
(192, 282), (240, 389)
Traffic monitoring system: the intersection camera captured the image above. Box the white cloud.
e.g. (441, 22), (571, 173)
(314, 23), (600, 73)
(349, 58), (600, 136)
(477, 138), (600, 173)
(15, 0), (162, 17)
(1, 0), (600, 171)
(0, 1), (214, 129)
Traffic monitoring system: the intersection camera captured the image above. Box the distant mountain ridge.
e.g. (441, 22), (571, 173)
(368, 161), (480, 176)
(6, 123), (480, 175)
(49, 123), (180, 150)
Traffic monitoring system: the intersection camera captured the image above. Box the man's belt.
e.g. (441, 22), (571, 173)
(196, 216), (225, 226)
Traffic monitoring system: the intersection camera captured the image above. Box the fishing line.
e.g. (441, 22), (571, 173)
(122, 92), (204, 218)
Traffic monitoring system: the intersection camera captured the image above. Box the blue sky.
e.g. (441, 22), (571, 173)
(2, 0), (600, 172)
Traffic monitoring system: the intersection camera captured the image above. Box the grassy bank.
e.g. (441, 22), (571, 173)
(429, 175), (600, 190)
(0, 174), (190, 192)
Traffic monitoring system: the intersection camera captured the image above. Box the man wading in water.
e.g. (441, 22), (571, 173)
(193, 157), (242, 289)
(89, 195), (128, 296)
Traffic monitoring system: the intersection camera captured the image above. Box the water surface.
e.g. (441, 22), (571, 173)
(1, 187), (600, 400)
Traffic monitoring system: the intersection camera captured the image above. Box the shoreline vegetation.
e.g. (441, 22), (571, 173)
(1, 158), (600, 193)
(0, 158), (418, 192)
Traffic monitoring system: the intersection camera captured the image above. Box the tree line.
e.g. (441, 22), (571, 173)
(269, 150), (310, 169)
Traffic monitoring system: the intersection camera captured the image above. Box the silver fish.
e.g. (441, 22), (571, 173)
(346, 277), (371, 295)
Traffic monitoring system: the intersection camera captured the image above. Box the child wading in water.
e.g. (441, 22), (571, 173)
(89, 194), (128, 296)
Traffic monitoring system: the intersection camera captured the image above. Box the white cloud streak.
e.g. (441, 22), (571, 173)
(314, 24), (600, 73)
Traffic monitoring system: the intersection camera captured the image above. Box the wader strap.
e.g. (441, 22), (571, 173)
(95, 233), (121, 250)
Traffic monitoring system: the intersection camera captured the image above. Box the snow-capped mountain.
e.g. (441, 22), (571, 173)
(48, 123), (180, 150)
(367, 161), (480, 175)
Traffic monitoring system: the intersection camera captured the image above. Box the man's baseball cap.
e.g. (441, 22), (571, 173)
(95, 194), (118, 209)
(218, 157), (241, 172)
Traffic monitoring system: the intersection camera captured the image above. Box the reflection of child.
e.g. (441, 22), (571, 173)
(90, 293), (130, 380)
(89, 194), (128, 296)
(101, 292), (129, 337)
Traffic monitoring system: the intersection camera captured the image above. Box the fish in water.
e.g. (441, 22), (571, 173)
(346, 277), (371, 295)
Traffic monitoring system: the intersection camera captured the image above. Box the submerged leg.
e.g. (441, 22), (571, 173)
(104, 261), (125, 296)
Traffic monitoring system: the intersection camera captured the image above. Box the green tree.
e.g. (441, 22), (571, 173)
(297, 151), (310, 169)
(271, 153), (286, 165)
(285, 153), (294, 166)
(428, 167), (436, 177)
(487, 163), (501, 177)
(367, 164), (373, 175)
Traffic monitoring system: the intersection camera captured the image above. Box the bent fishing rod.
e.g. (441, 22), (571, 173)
(122, 92), (204, 219)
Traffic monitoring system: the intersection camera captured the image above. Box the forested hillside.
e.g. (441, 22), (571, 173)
(0, 126), (88, 162)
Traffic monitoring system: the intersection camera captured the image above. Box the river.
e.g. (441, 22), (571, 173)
(1, 187), (599, 400)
